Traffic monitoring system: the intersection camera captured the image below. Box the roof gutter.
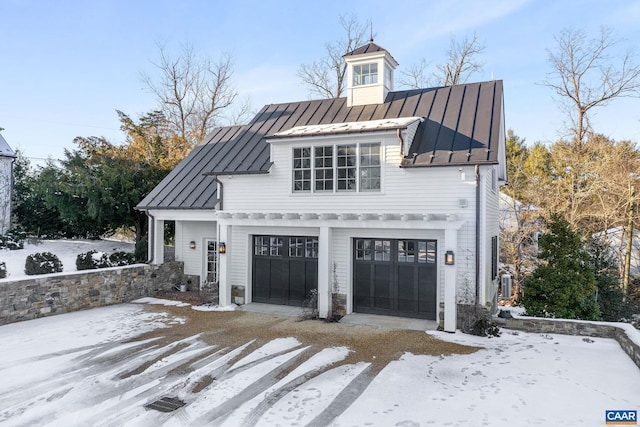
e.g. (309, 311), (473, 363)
(211, 176), (223, 211)
(475, 164), (480, 307)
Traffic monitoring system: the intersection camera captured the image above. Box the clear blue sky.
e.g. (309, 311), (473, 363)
(2, 0), (639, 163)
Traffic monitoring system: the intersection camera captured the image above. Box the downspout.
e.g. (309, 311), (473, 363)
(397, 129), (404, 156)
(146, 211), (155, 264)
(475, 165), (480, 307)
(212, 176), (223, 211)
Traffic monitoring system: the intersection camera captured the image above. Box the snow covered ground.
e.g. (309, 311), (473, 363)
(0, 238), (135, 279)
(0, 301), (638, 426)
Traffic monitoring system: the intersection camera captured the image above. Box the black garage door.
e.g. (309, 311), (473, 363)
(354, 238), (437, 320)
(252, 235), (318, 306)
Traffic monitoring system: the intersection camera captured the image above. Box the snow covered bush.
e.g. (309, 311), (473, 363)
(0, 230), (26, 250)
(76, 250), (136, 270)
(25, 252), (63, 275)
(76, 250), (110, 270)
(0, 261), (6, 278)
(109, 251), (136, 266)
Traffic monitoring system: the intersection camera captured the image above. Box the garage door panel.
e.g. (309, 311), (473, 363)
(270, 260), (287, 304)
(373, 264), (393, 310)
(354, 263), (372, 309)
(354, 238), (437, 320)
(288, 260), (307, 305)
(252, 235), (318, 307)
(252, 258), (271, 302)
(397, 265), (417, 312)
(418, 266), (437, 317)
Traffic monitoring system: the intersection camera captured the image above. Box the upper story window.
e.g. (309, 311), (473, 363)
(292, 148), (311, 191)
(314, 146), (333, 191)
(353, 63), (378, 86)
(359, 143), (381, 191)
(384, 65), (392, 89)
(292, 143), (381, 193)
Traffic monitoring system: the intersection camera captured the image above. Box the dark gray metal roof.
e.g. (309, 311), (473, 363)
(137, 80), (504, 210)
(343, 41), (388, 57)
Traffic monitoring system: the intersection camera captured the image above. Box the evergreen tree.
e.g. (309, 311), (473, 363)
(586, 236), (636, 321)
(11, 151), (73, 237)
(522, 213), (600, 320)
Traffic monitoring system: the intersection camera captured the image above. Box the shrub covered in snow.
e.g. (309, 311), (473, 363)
(109, 251), (136, 266)
(76, 250), (136, 270)
(76, 250), (110, 270)
(0, 261), (6, 278)
(25, 252), (63, 275)
(0, 230), (26, 250)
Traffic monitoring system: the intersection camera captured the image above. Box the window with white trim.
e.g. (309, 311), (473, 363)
(292, 147), (311, 192)
(353, 63), (378, 86)
(292, 143), (381, 193)
(314, 146), (333, 191)
(384, 64), (392, 89)
(337, 145), (357, 190)
(359, 143), (381, 191)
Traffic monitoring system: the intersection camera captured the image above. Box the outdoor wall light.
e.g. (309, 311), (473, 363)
(218, 242), (226, 254)
(189, 241), (196, 250)
(445, 250), (455, 265)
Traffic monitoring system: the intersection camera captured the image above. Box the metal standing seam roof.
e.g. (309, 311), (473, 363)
(137, 80), (504, 210)
(344, 41), (390, 57)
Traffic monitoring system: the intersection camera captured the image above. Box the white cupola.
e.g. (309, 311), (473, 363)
(343, 39), (398, 107)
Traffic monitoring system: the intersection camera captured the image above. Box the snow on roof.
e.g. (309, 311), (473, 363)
(269, 117), (423, 139)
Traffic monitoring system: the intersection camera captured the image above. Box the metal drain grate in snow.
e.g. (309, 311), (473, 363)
(144, 397), (186, 412)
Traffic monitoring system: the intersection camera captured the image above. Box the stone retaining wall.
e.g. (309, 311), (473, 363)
(495, 316), (640, 369)
(0, 262), (189, 326)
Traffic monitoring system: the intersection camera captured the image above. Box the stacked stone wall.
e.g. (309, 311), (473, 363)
(494, 316), (640, 369)
(0, 262), (187, 326)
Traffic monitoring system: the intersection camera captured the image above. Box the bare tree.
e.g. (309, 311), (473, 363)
(298, 15), (370, 99)
(142, 43), (238, 145)
(398, 58), (431, 90)
(225, 95), (255, 126)
(543, 27), (640, 145)
(400, 33), (485, 89)
(437, 33), (485, 86)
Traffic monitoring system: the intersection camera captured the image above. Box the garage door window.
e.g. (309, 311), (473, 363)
(255, 236), (318, 259)
(290, 237), (318, 258)
(254, 236), (284, 256)
(398, 240), (436, 263)
(356, 239), (391, 261)
(306, 238), (319, 258)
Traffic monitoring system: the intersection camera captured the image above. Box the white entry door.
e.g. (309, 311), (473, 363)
(204, 239), (218, 286)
